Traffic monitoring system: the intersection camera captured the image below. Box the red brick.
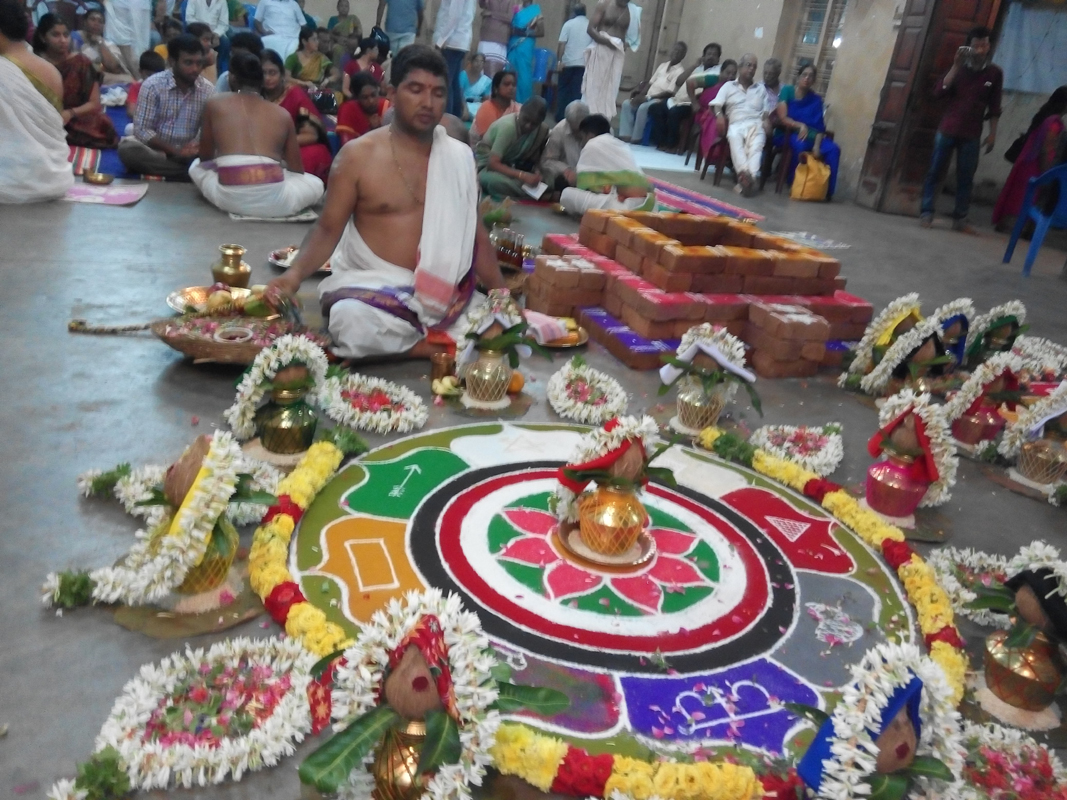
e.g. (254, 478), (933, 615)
(691, 274), (745, 293)
(622, 305), (678, 339)
(541, 233), (577, 256)
(578, 269), (607, 291)
(801, 340), (828, 362)
(722, 320), (747, 338)
(790, 277), (837, 296)
(533, 257), (581, 287)
(742, 323), (805, 360)
(743, 276), (798, 295)
(718, 221), (758, 248)
(578, 308), (674, 370)
(770, 252), (820, 279)
(805, 296), (856, 323)
(578, 226), (616, 259)
(750, 350), (820, 378)
(815, 257), (842, 279)
(749, 302), (830, 341)
(631, 230), (677, 260)
(646, 262), (694, 292)
(604, 292), (623, 316)
(614, 245), (644, 274)
(830, 322), (869, 340)
(834, 276), (848, 290)
(833, 290), (875, 323)
(580, 209), (614, 233)
(659, 245), (723, 274)
(721, 247), (775, 276)
(605, 216), (648, 249)
(695, 293), (749, 322)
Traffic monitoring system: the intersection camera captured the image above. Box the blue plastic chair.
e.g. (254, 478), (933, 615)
(1003, 163), (1067, 277)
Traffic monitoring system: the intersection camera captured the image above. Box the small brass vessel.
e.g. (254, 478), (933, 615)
(676, 378), (726, 432)
(865, 453), (929, 518)
(984, 629), (1062, 711)
(211, 243), (252, 289)
(463, 350), (512, 405)
(83, 170), (114, 185)
(254, 386), (318, 454)
(372, 719), (428, 800)
(578, 485), (647, 557)
(1017, 440), (1067, 486)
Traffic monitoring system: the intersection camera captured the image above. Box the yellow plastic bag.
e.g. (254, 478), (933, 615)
(791, 151), (830, 202)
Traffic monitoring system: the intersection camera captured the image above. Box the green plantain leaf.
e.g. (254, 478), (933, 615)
(742, 380), (763, 416)
(903, 756), (953, 781)
(298, 705), (400, 793)
(417, 709), (462, 775)
(867, 773), (909, 800)
(1005, 621), (1040, 649)
(310, 649), (348, 680)
(492, 682), (570, 716)
(784, 702), (829, 728)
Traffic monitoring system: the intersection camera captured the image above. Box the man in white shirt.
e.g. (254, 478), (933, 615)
(617, 40), (686, 143)
(760, 57), (782, 133)
(433, 0), (475, 118)
(556, 3), (591, 116)
(647, 41), (718, 152)
(186, 0), (230, 75)
(711, 52), (765, 195)
(254, 0), (305, 58)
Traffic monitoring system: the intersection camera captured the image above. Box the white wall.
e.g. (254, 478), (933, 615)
(674, 0), (787, 68)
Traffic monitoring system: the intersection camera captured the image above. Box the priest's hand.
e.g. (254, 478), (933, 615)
(265, 273), (302, 308)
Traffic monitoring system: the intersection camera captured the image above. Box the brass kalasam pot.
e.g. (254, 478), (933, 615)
(951, 403), (1006, 445)
(211, 243), (252, 289)
(372, 719), (428, 800)
(254, 386), (318, 454)
(677, 378), (726, 431)
(984, 629), (1062, 711)
(865, 453), (929, 518)
(464, 350), (512, 405)
(1017, 440), (1067, 486)
(578, 485), (646, 557)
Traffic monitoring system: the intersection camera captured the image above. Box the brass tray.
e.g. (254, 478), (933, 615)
(168, 286), (252, 314)
(552, 526), (657, 572)
(542, 326), (589, 349)
(268, 246), (331, 274)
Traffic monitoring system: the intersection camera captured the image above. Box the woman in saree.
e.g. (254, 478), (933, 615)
(284, 25), (334, 90)
(690, 58), (734, 171)
(341, 36), (382, 98)
(507, 0), (542, 103)
(262, 49), (333, 182)
(775, 62), (841, 197)
(0, 0), (74, 203)
(327, 0), (361, 39)
(32, 13), (117, 148)
(992, 86), (1067, 229)
(471, 68), (519, 143)
(459, 51), (491, 120)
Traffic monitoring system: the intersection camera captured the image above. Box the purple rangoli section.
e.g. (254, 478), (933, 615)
(621, 659), (817, 754)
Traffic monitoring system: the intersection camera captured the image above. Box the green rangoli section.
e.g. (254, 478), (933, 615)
(341, 448), (469, 519)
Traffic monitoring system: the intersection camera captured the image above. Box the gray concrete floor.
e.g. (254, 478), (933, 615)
(1, 172), (1065, 799)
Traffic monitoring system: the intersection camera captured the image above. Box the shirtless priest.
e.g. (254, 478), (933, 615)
(190, 52), (324, 218)
(265, 45), (507, 360)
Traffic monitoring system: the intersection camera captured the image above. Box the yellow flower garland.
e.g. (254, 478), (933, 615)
(247, 442), (354, 656)
(698, 427), (966, 703)
(490, 724), (762, 800)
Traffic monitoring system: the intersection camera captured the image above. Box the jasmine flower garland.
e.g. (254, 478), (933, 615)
(924, 547), (1013, 629)
(1012, 335), (1067, 379)
(999, 379), (1067, 459)
(749, 423), (843, 477)
(878, 389), (958, 507)
(966, 300), (1027, 356)
(839, 293), (922, 387)
(942, 352), (1024, 425)
(320, 372), (428, 435)
(546, 356), (628, 425)
(859, 316), (944, 396)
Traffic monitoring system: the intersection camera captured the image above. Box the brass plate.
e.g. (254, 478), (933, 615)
(167, 285), (252, 314)
(542, 327), (590, 349)
(552, 526), (657, 572)
(269, 246), (330, 274)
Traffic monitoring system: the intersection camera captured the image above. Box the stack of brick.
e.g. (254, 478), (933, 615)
(745, 302), (831, 378)
(578, 307), (680, 370)
(607, 272), (705, 340)
(525, 255), (608, 317)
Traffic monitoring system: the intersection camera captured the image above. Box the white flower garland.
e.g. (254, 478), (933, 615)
(46, 637), (314, 798)
(749, 423), (844, 477)
(942, 352), (1024, 423)
(999, 379), (1067, 459)
(76, 457), (281, 528)
(546, 359), (628, 425)
(878, 389), (958, 507)
(43, 431), (241, 607)
(930, 298), (976, 329)
(924, 547), (1013, 629)
(1012, 335), (1067, 379)
(330, 588), (500, 800)
(551, 415), (659, 523)
(320, 373), (428, 435)
(1008, 541), (1067, 599)
(965, 301), (1027, 357)
(859, 316), (943, 396)
(814, 641), (964, 800)
(463, 289), (524, 337)
(224, 334), (330, 441)
(840, 293), (922, 385)
(677, 323), (748, 367)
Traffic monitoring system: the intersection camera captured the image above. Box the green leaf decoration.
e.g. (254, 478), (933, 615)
(1004, 620), (1040, 650)
(965, 585), (1014, 613)
(867, 773), (909, 800)
(232, 474), (278, 506)
(133, 486), (169, 507)
(742, 380), (764, 416)
(646, 466), (678, 488)
(784, 702), (830, 728)
(310, 649), (348, 680)
(74, 745), (130, 800)
(492, 682), (570, 716)
(299, 704), (401, 793)
(488, 653), (513, 684)
(903, 755), (953, 781)
(417, 709), (462, 775)
(52, 570), (96, 609)
(318, 426), (369, 457)
(86, 463), (132, 498)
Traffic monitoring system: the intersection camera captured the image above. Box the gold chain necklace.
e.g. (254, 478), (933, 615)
(389, 129), (425, 206)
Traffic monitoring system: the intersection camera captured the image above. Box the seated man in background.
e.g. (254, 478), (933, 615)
(617, 41), (687, 143)
(153, 17), (181, 58)
(264, 44), (505, 361)
(215, 31), (263, 91)
(475, 95), (550, 198)
(711, 52), (765, 195)
(336, 71), (387, 144)
(539, 99), (587, 194)
(126, 49), (165, 119)
(190, 51), (324, 216)
(119, 33), (214, 178)
(560, 112), (653, 215)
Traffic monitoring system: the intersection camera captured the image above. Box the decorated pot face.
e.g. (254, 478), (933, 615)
(480, 321), (506, 341)
(273, 363), (310, 390)
(986, 322), (1017, 352)
(887, 414), (923, 457)
(985, 374), (1007, 398)
(942, 319), (964, 347)
(895, 315), (918, 338)
(690, 352), (721, 372)
(164, 435), (211, 508)
(383, 645), (444, 721)
(908, 337), (938, 378)
(873, 706), (918, 774)
(607, 442), (646, 484)
(1045, 412), (1067, 441)
(1014, 584), (1054, 637)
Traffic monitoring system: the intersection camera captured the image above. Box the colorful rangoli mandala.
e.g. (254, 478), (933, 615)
(292, 423), (916, 755)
